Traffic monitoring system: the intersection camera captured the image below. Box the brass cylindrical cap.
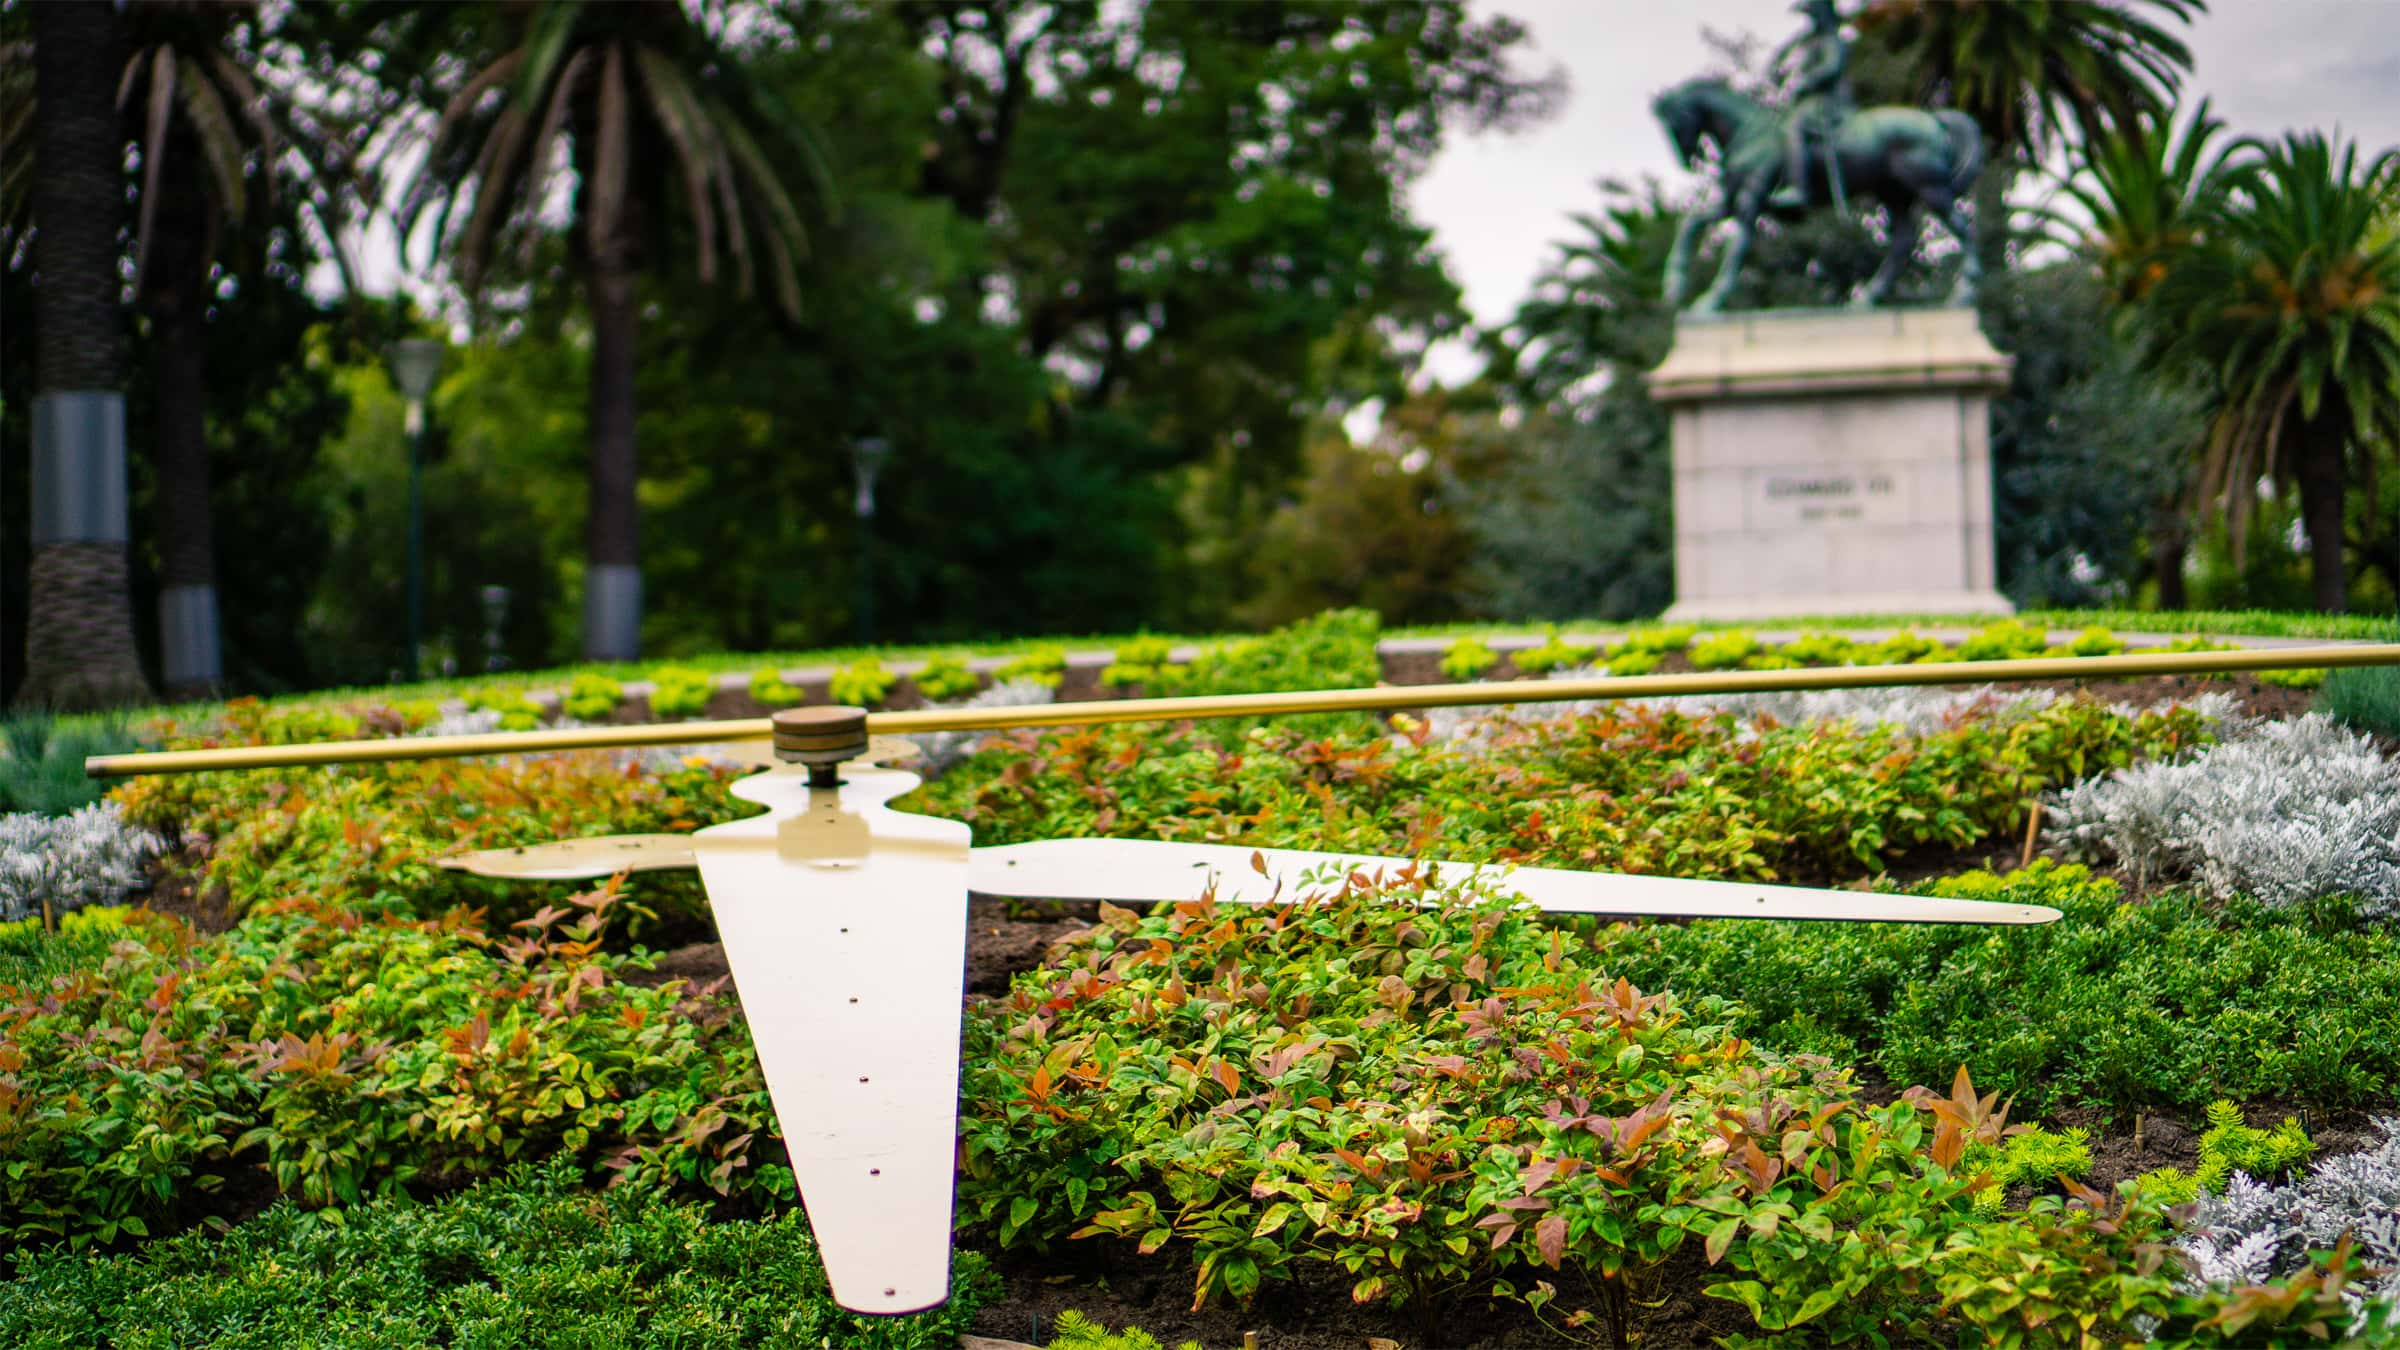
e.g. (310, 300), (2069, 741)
(772, 705), (868, 765)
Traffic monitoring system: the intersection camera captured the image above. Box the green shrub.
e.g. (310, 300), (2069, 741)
(914, 697), (2209, 889)
(1615, 625), (1695, 654)
(647, 667), (718, 719)
(0, 887), (784, 1251)
(1855, 630), (1953, 665)
(2193, 1100), (2315, 1193)
(2258, 666), (2327, 689)
(1043, 1311), (1201, 1350)
(1962, 1123), (2093, 1216)
(747, 667), (801, 706)
(1102, 635), (1186, 691)
(464, 687), (545, 731)
(1778, 631), (1859, 666)
(1688, 629), (1761, 670)
(1604, 648), (1663, 676)
(911, 653), (983, 703)
(0, 1157), (992, 1350)
(2318, 663), (2400, 738)
(1439, 636), (1501, 681)
(1, 714), (137, 816)
(828, 657), (899, 707)
(2062, 625), (2125, 657)
(1154, 610), (1384, 737)
(1958, 619), (2051, 662)
(957, 875), (2312, 1346)
(994, 645), (1069, 689)
(1595, 863), (2400, 1115)
(560, 673), (624, 721)
(0, 905), (138, 989)
(1510, 627), (1598, 676)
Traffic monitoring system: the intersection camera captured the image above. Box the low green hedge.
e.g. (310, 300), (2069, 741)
(1601, 863), (2400, 1114)
(0, 1157), (992, 1350)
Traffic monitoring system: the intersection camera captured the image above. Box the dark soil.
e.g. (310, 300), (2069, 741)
(137, 841), (237, 935)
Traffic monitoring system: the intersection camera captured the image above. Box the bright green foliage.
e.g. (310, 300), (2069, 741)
(1180, 611), (1383, 697)
(995, 646), (1069, 690)
(465, 687), (545, 732)
(957, 875), (2319, 1345)
(2132, 1167), (2202, 1206)
(2257, 666), (2327, 689)
(1615, 625), (1696, 654)
(828, 658), (899, 708)
(1439, 637), (1501, 681)
(560, 673), (624, 722)
(1042, 1311), (1201, 1350)
(647, 668), (719, 720)
(1958, 619), (2052, 661)
(1688, 630), (1762, 671)
(1604, 649), (1663, 676)
(1854, 630), (1956, 665)
(1597, 863), (2400, 1113)
(1509, 627), (1598, 676)
(1103, 636), (1189, 691)
(0, 1158), (991, 1350)
(0, 715), (136, 816)
(0, 889), (784, 1252)
(2193, 1100), (2315, 1193)
(747, 668), (801, 706)
(111, 723), (742, 925)
(1962, 1124), (2094, 1216)
(911, 654), (983, 704)
(913, 697), (2209, 885)
(1778, 632), (1860, 666)
(2063, 625), (2127, 657)
(0, 906), (138, 988)
(2318, 663), (2400, 737)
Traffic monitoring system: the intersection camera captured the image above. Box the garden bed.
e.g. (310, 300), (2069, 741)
(6, 613), (2398, 1348)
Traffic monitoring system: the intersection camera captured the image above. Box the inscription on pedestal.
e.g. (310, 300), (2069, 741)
(1752, 471), (1904, 528)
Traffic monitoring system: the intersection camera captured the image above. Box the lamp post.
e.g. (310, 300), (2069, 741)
(388, 339), (446, 683)
(848, 436), (893, 646)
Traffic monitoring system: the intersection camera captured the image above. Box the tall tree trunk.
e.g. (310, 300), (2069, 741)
(155, 304), (222, 700)
(583, 263), (642, 661)
(2294, 415), (2349, 613)
(2149, 502), (2188, 610)
(21, 1), (152, 710)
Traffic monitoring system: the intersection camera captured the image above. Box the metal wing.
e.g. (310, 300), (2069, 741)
(689, 763), (969, 1315)
(969, 838), (2060, 925)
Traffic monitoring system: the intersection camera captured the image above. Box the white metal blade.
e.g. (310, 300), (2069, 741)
(436, 833), (697, 880)
(692, 765), (969, 1315)
(969, 838), (2059, 925)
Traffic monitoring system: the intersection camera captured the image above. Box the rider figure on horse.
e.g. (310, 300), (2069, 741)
(1770, 0), (1852, 214)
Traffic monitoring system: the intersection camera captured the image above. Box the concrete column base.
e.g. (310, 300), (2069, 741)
(1647, 307), (2014, 623)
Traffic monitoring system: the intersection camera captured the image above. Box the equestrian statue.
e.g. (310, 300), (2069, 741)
(1654, 0), (1986, 315)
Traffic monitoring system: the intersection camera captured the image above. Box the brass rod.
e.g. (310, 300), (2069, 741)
(86, 643), (2400, 778)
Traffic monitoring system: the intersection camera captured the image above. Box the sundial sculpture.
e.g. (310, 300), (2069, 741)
(92, 644), (2400, 1315)
(1653, 0), (1985, 314)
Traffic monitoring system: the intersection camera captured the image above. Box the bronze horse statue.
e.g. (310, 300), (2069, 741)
(1653, 77), (1986, 314)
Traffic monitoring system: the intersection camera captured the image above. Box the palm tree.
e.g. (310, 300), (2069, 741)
(2044, 98), (2234, 605)
(391, 0), (833, 661)
(116, 0), (299, 700)
(18, 1), (153, 710)
(1858, 0), (2205, 273)
(2142, 132), (2400, 612)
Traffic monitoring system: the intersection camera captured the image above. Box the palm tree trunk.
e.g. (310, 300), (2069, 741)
(21, 0), (152, 710)
(1972, 160), (2014, 281)
(2295, 415), (2349, 613)
(2151, 527), (2188, 611)
(583, 263), (642, 661)
(155, 303), (222, 700)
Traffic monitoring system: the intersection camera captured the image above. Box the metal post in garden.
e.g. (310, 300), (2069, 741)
(388, 339), (446, 684)
(849, 436), (893, 646)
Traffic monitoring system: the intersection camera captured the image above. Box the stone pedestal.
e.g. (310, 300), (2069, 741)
(1646, 307), (2014, 621)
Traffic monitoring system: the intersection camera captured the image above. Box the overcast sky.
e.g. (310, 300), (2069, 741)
(1413, 0), (2400, 348)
